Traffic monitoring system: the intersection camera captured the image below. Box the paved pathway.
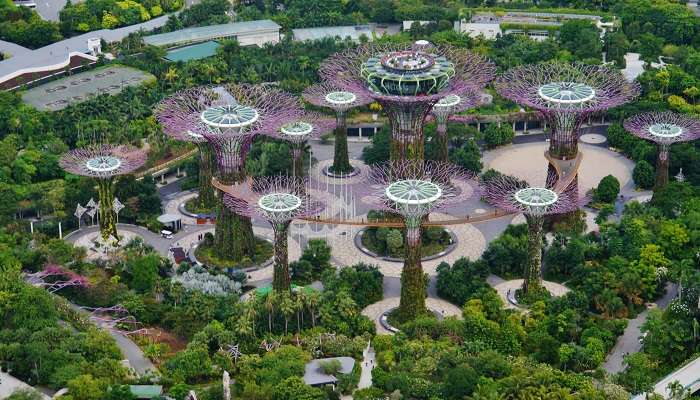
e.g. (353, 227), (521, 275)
(603, 283), (678, 374)
(358, 344), (375, 389)
(361, 297), (463, 335)
(0, 372), (51, 399)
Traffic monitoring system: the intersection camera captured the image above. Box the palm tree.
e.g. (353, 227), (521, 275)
(293, 292), (304, 333)
(264, 291), (277, 333)
(245, 300), (258, 337)
(279, 291), (295, 336)
(307, 291), (320, 327)
(164, 67), (179, 88)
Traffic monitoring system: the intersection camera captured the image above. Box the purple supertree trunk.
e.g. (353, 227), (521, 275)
(495, 63), (639, 194)
(318, 43), (495, 163)
(361, 160), (479, 320)
(60, 144), (146, 242)
(483, 175), (586, 299)
(624, 111), (700, 190)
(222, 176), (324, 291)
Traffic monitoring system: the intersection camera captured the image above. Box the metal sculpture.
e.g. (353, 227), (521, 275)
(223, 176), (324, 291)
(624, 112), (700, 189)
(60, 144), (146, 242)
(319, 42), (495, 162)
(303, 83), (373, 175)
(495, 63), (639, 188)
(25, 265), (89, 293)
(262, 112), (336, 177)
(482, 174), (584, 297)
(428, 94), (482, 162)
(159, 84), (304, 261)
(155, 88), (219, 209)
(362, 160), (479, 320)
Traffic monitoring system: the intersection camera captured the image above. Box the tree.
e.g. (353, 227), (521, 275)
(559, 20), (603, 61)
(66, 374), (105, 400)
(105, 385), (136, 400)
(449, 140), (482, 174)
(6, 389), (45, 400)
(299, 239), (332, 277)
(130, 253), (161, 293)
(616, 352), (659, 394)
(633, 160), (655, 189)
(272, 377), (326, 400)
(595, 175), (620, 203)
(483, 124), (514, 149)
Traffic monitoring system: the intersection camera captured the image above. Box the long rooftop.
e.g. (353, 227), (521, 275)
(143, 20), (280, 47)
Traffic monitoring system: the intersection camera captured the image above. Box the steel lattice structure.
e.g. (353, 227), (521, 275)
(429, 93), (482, 162)
(362, 160), (479, 319)
(495, 62), (639, 161)
(25, 264), (89, 293)
(159, 84), (304, 262)
(303, 82), (373, 174)
(223, 176), (324, 291)
(60, 144), (146, 242)
(624, 112), (700, 189)
(154, 88), (221, 209)
(319, 42), (495, 162)
(483, 174), (584, 296)
(261, 112), (336, 177)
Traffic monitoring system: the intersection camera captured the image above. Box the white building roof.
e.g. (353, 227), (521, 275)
(143, 20), (280, 47)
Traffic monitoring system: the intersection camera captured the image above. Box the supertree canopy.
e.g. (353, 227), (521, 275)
(154, 88), (219, 210)
(624, 112), (700, 189)
(162, 84), (304, 262)
(60, 144), (146, 242)
(320, 42), (495, 162)
(223, 176), (324, 291)
(483, 175), (583, 298)
(429, 93), (481, 162)
(363, 160), (478, 320)
(302, 82), (372, 175)
(495, 62), (639, 161)
(262, 112), (336, 177)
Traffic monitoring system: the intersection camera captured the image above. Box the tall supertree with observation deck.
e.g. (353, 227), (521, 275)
(262, 112), (336, 177)
(155, 88), (218, 210)
(319, 43), (495, 162)
(302, 83), (372, 175)
(495, 63), (639, 187)
(60, 144), (146, 243)
(362, 160), (478, 321)
(624, 112), (700, 190)
(222, 176), (324, 291)
(160, 84), (304, 262)
(429, 94), (481, 162)
(483, 175), (583, 298)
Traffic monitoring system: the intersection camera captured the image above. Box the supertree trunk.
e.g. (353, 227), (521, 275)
(548, 112), (583, 160)
(292, 145), (304, 178)
(196, 143), (216, 209)
(384, 100), (435, 162)
(655, 144), (670, 190)
(398, 223), (426, 320)
(96, 178), (118, 242)
(435, 121), (449, 162)
(331, 110), (353, 174)
(272, 221), (291, 291)
(214, 160), (255, 261)
(523, 215), (544, 296)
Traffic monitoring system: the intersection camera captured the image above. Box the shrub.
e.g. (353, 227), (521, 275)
(595, 175), (621, 203)
(483, 124), (515, 148)
(319, 359), (342, 375)
(633, 160), (655, 189)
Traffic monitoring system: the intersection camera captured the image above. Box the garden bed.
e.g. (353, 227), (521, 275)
(356, 227), (456, 262)
(194, 237), (273, 270)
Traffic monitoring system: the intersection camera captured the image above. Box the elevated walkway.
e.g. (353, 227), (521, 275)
(632, 356), (700, 399)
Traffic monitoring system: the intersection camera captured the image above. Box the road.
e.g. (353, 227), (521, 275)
(602, 283), (678, 374)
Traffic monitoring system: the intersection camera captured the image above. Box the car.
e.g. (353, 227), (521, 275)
(161, 229), (174, 239)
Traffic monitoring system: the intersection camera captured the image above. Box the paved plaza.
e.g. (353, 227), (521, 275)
(22, 65), (154, 111)
(484, 142), (635, 193)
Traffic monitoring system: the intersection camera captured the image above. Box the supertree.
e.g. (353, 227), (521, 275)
(428, 93), (481, 162)
(319, 42), (495, 162)
(302, 82), (372, 175)
(483, 175), (584, 298)
(223, 176), (324, 291)
(60, 144), (146, 242)
(161, 84), (303, 261)
(261, 112), (336, 177)
(624, 112), (700, 189)
(362, 160), (478, 320)
(154, 88), (219, 210)
(495, 63), (639, 186)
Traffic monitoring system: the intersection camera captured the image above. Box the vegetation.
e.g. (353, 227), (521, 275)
(361, 225), (452, 259)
